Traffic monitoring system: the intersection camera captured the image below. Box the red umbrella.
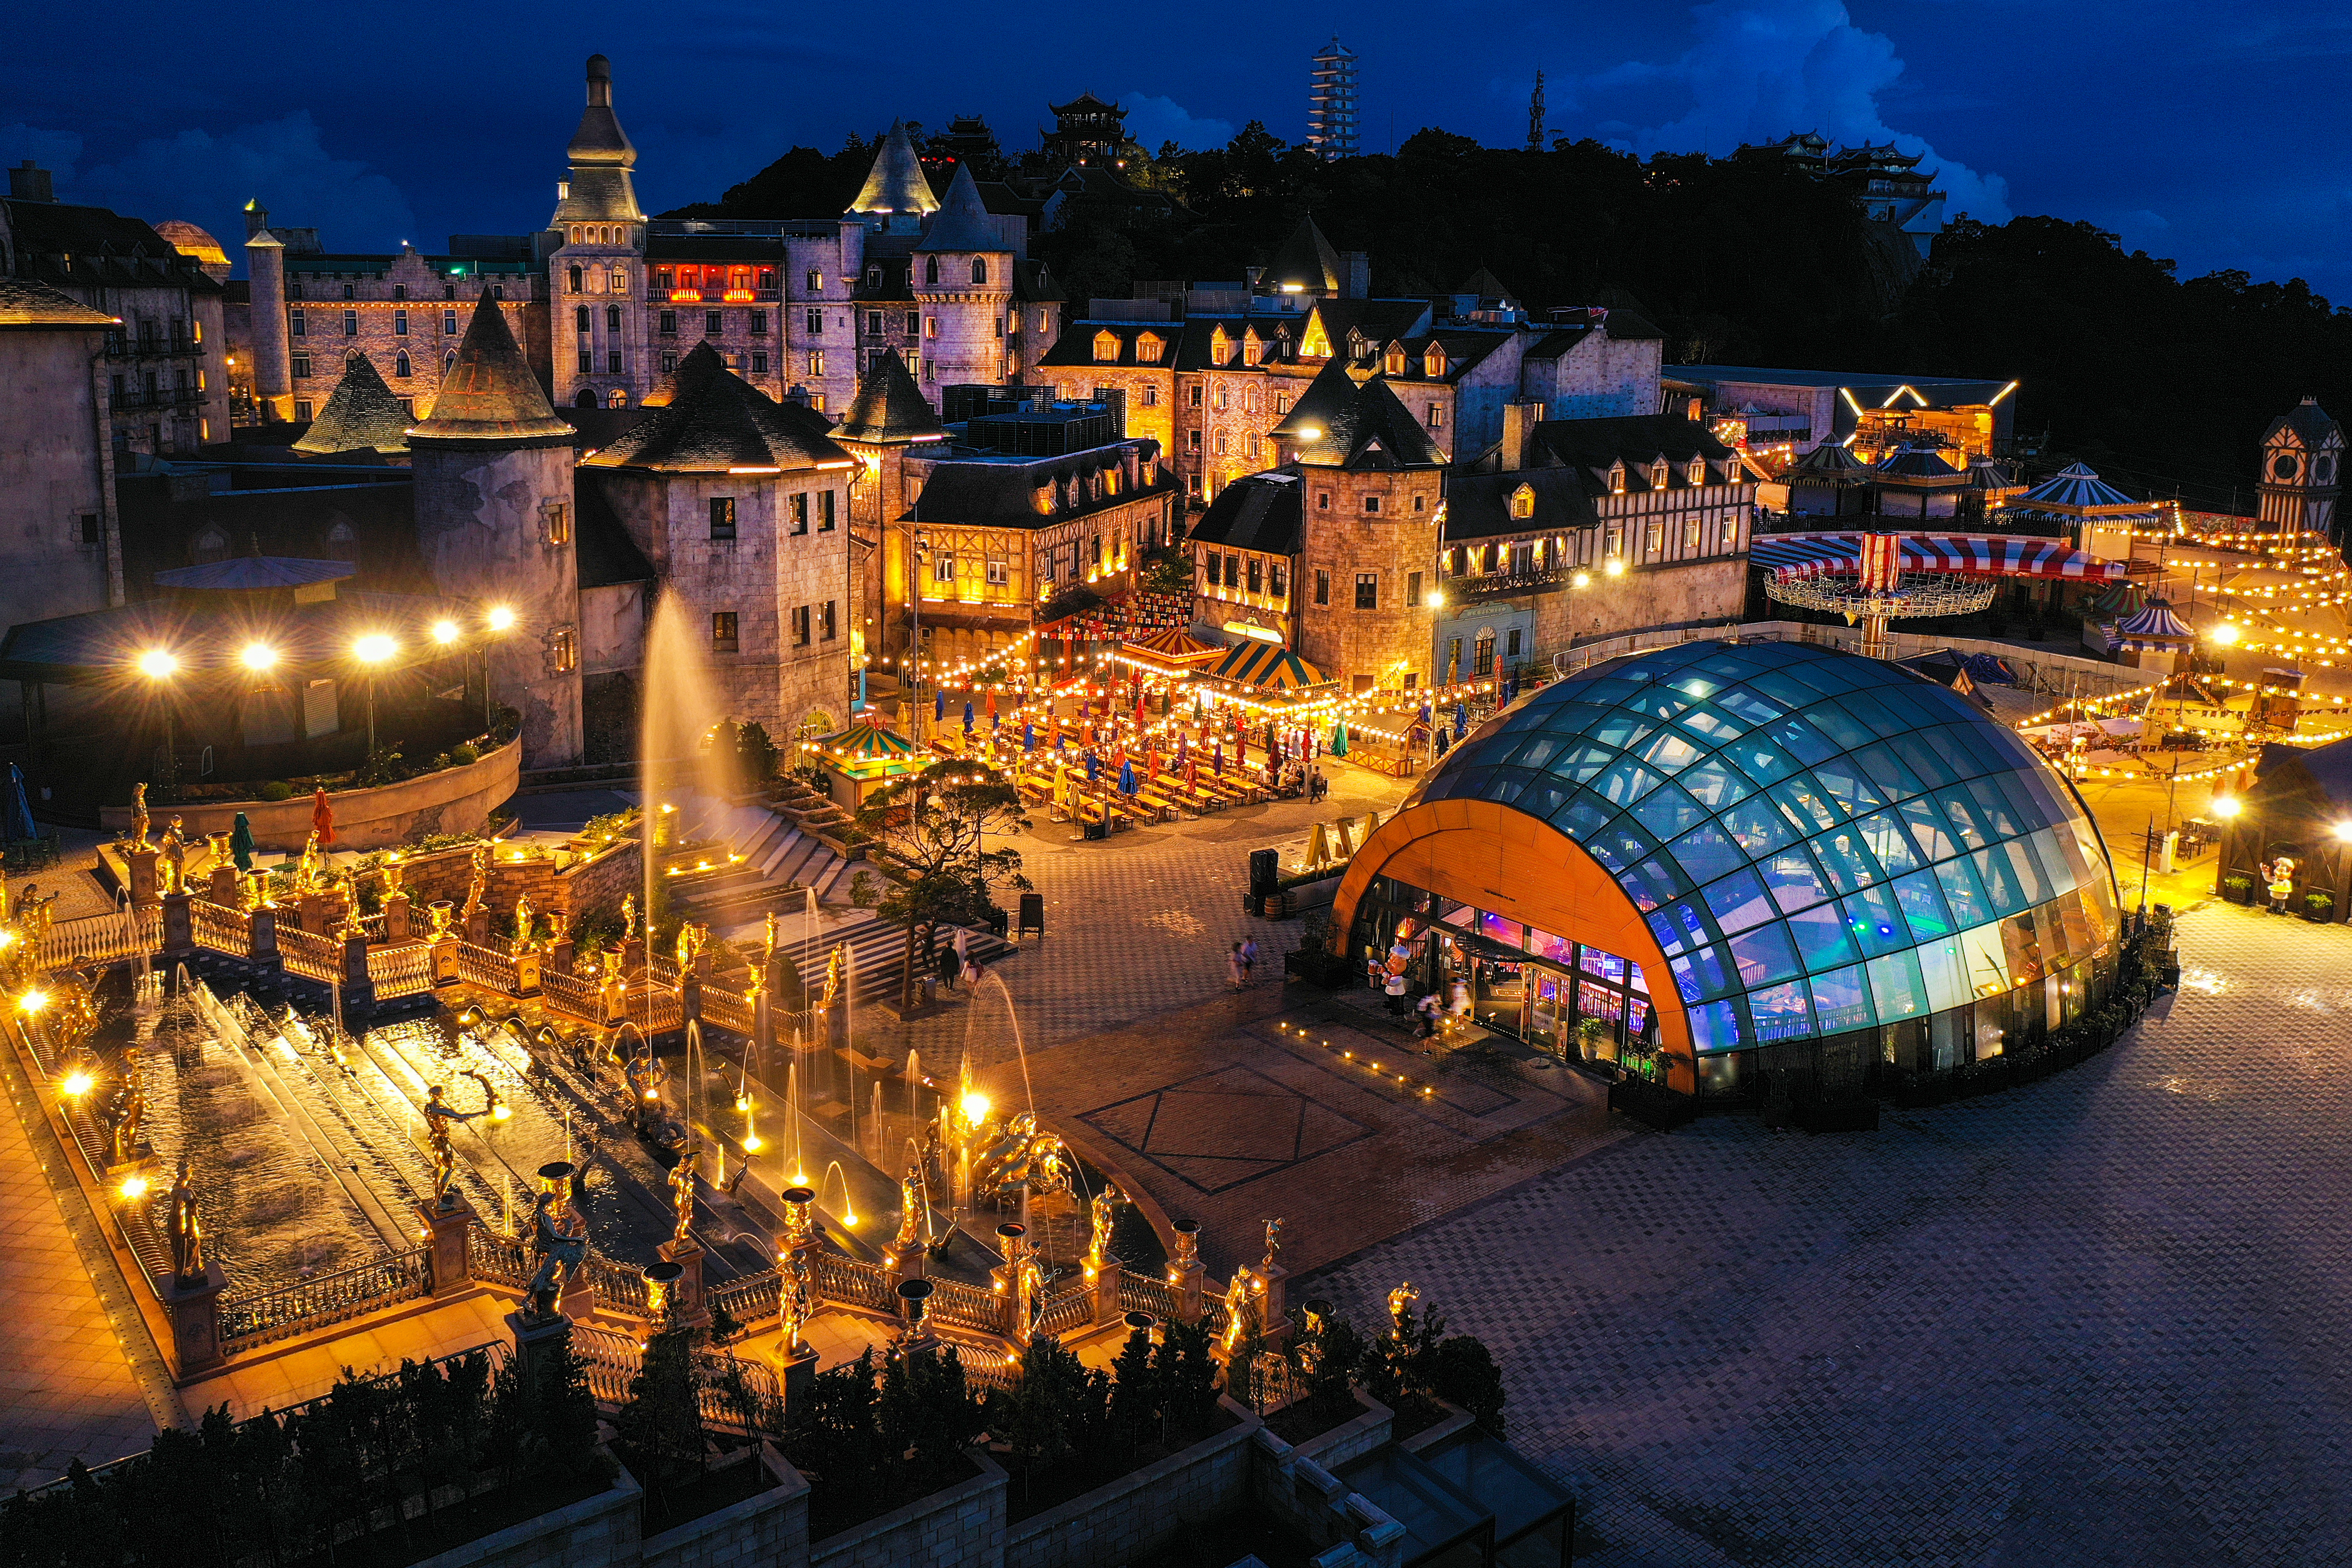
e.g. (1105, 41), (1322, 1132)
(311, 787), (337, 845)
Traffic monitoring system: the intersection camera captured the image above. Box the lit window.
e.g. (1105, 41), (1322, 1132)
(1094, 331), (1121, 363)
(808, 352), (824, 377)
(1354, 573), (1378, 610)
(821, 600), (837, 640)
(934, 553), (956, 583)
(543, 502), (571, 545)
(1512, 485), (1534, 519)
(342, 311), (356, 337)
(986, 557), (1009, 586)
(711, 612), (739, 653)
(710, 497), (737, 540)
(550, 628), (578, 673)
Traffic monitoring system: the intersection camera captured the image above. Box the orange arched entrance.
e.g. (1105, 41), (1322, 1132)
(1330, 797), (1697, 1094)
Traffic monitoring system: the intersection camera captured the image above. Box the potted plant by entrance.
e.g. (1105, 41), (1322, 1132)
(2222, 874), (2254, 906)
(2305, 890), (2335, 924)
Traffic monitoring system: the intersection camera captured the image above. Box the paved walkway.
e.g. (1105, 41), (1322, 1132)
(1305, 902), (2352, 1567)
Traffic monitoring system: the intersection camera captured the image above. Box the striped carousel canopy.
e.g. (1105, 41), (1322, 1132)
(1121, 625), (1225, 670)
(1208, 640), (1331, 694)
(2084, 579), (2145, 618)
(811, 720), (921, 773)
(1749, 531), (2128, 582)
(2016, 462), (2147, 514)
(2107, 597), (2196, 652)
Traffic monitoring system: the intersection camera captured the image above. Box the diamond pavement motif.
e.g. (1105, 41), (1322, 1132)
(1082, 1065), (1373, 1194)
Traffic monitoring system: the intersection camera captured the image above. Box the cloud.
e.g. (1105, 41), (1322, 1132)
(1118, 94), (1233, 153)
(0, 123), (85, 182)
(72, 113), (417, 257)
(1579, 0), (2011, 221)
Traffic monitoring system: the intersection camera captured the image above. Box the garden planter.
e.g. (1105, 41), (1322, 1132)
(2222, 880), (2253, 905)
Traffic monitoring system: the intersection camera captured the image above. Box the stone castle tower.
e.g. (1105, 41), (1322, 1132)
(2258, 396), (2343, 539)
(408, 293), (584, 764)
(548, 54), (649, 413)
(911, 164), (1013, 398)
(1271, 363), (1446, 689)
(834, 349), (948, 662)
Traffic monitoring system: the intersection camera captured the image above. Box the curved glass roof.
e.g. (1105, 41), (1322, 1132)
(1411, 640), (2119, 1053)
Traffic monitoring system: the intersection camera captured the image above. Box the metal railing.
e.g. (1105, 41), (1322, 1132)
(277, 924), (343, 983)
(626, 989), (683, 1032)
(1038, 1281), (1094, 1338)
(368, 943), (435, 999)
(38, 907), (159, 970)
(190, 898), (251, 956)
(811, 1249), (901, 1317)
(701, 985), (753, 1035)
(218, 1246), (432, 1352)
(541, 964), (596, 1018)
(935, 1332), (1021, 1390)
(1118, 1272), (1182, 1320)
(586, 1252), (651, 1318)
(456, 941), (518, 992)
(469, 1224), (529, 1289)
(923, 1274), (1012, 1337)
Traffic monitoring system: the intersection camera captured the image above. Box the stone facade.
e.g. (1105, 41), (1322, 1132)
(279, 246), (545, 427)
(0, 283), (120, 655)
(1294, 467), (1444, 693)
(807, 1452), (1005, 1568)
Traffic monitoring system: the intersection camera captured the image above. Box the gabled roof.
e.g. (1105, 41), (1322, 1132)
(1011, 257), (1063, 304)
(584, 343), (854, 472)
(1525, 415), (1736, 478)
(2265, 396), (2342, 451)
(907, 446), (1173, 530)
(1268, 216), (1343, 295)
(916, 164), (1008, 254)
(849, 121), (940, 217)
(0, 277), (115, 330)
(294, 351), (412, 455)
(1190, 472), (1304, 556)
(1445, 469), (1601, 542)
(406, 293), (575, 447)
(1458, 267), (1516, 303)
(837, 349), (946, 445)
(1, 198), (223, 295)
(1268, 364), (1444, 470)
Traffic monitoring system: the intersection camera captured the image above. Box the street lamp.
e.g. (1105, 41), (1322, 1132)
(353, 634), (396, 756)
(136, 649), (180, 791)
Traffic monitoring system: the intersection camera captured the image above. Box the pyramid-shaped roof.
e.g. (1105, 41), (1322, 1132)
(583, 344), (854, 472)
(916, 164), (1007, 253)
(1872, 444), (1966, 486)
(2017, 461), (2145, 514)
(294, 350), (411, 454)
(1458, 266), (1516, 303)
(407, 293), (574, 447)
(1268, 216), (1342, 295)
(837, 349), (945, 444)
(2265, 395), (2342, 450)
(849, 121), (940, 217)
(1269, 362), (1444, 470)
(1792, 441), (1871, 480)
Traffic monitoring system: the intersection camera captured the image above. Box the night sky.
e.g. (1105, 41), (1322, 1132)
(4, 1), (2344, 300)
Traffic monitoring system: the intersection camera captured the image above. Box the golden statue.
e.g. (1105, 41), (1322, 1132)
(761, 910), (781, 969)
(129, 782), (150, 850)
(822, 943), (848, 1008)
(462, 842), (489, 917)
(158, 817), (187, 896)
(165, 1155), (204, 1282)
(296, 830), (322, 890)
(894, 1156), (926, 1252)
(669, 1144), (699, 1246)
(1386, 1280), (1420, 1336)
(1259, 1216), (1283, 1279)
(621, 892), (639, 943)
(1087, 1183), (1121, 1269)
(778, 1247), (812, 1357)
(1220, 1271), (1255, 1352)
(512, 892), (535, 954)
(425, 900), (452, 940)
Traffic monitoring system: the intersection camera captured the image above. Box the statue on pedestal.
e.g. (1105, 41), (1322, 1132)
(165, 1155), (203, 1282)
(668, 1144), (699, 1246)
(462, 843), (489, 921)
(621, 893), (638, 945)
(422, 1083), (481, 1210)
(1087, 1183), (1121, 1269)
(296, 830), (323, 891)
(779, 1246), (812, 1356)
(158, 818), (187, 896)
(525, 1187), (590, 1320)
(1386, 1280), (1419, 1337)
(894, 1157), (926, 1252)
(129, 783), (150, 851)
(109, 1055), (145, 1167)
(1258, 1217), (1283, 1280)
(512, 892), (536, 955)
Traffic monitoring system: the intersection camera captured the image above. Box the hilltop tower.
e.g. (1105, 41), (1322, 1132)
(549, 54), (650, 412)
(408, 293), (584, 764)
(911, 164), (1014, 397)
(2258, 396), (2344, 539)
(846, 120), (940, 237)
(1307, 37), (1360, 160)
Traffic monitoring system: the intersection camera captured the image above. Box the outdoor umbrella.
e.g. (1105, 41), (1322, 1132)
(1024, 721), (1036, 753)
(312, 787), (337, 845)
(229, 812), (255, 873)
(986, 692), (999, 727)
(962, 701), (974, 737)
(2, 764), (33, 842)
(1213, 741), (1224, 774)
(1237, 732), (1248, 767)
(935, 689), (946, 723)
(1119, 759), (1137, 796)
(1085, 750), (1100, 782)
(1330, 722), (1349, 758)
(1453, 703), (1468, 740)
(1417, 702), (1431, 727)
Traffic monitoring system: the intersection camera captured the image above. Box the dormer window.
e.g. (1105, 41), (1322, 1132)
(1651, 461), (1669, 488)
(1608, 462), (1626, 494)
(1093, 330), (1121, 363)
(1347, 328), (1368, 359)
(1688, 459), (1708, 485)
(1511, 484), (1535, 520)
(1424, 346), (1448, 377)
(1243, 330), (1263, 367)
(1383, 344), (1407, 376)
(1136, 331), (1164, 364)
(1210, 326), (1232, 367)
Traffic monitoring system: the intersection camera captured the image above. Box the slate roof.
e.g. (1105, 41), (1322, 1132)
(1269, 364), (1444, 470)
(1011, 257), (1063, 304)
(917, 165), (1008, 254)
(113, 475), (431, 600)
(2, 198), (223, 295)
(907, 445), (1174, 530)
(2264, 396), (2342, 450)
(837, 349), (946, 445)
(552, 55), (645, 226)
(0, 277), (115, 330)
(573, 478), (658, 588)
(293, 351), (412, 455)
(1525, 415), (1737, 481)
(1446, 469), (1602, 541)
(406, 293), (576, 447)
(153, 557), (356, 591)
(1790, 441), (1871, 481)
(850, 122), (940, 216)
(1189, 472), (1304, 556)
(582, 343), (854, 472)
(1268, 216), (1342, 295)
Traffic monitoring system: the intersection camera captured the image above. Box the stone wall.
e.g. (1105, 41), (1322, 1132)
(643, 1447), (808, 1568)
(1001, 1398), (1260, 1568)
(807, 1451), (1005, 1568)
(97, 739), (522, 852)
(1295, 467), (1445, 690)
(410, 1465), (640, 1568)
(1529, 556), (1746, 662)
(1289, 1389), (1394, 1472)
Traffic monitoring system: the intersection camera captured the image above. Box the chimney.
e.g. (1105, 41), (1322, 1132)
(9, 162), (55, 203)
(1342, 251), (1370, 300)
(1501, 400), (1541, 472)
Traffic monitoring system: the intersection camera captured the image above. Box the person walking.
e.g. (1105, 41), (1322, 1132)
(937, 942), (960, 992)
(1414, 991), (1441, 1039)
(1240, 935), (1259, 981)
(1227, 942), (1247, 989)
(953, 926), (971, 970)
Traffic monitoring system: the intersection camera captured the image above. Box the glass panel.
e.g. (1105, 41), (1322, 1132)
(2003, 836), (2053, 906)
(1722, 796), (1799, 855)
(1890, 868), (1956, 938)
(1584, 820), (1658, 876)
(1936, 854), (1997, 927)
(1795, 701), (1877, 752)
(1899, 796), (1964, 863)
(1809, 826), (1885, 893)
(1807, 963), (1875, 1032)
(1711, 685), (1786, 726)
(1726, 922), (1802, 987)
(1920, 725), (1993, 783)
(1668, 674), (1724, 702)
(1850, 741), (1928, 802)
(1842, 692), (1916, 738)
(1915, 937), (1971, 1011)
(1549, 793), (1614, 840)
(1675, 703), (1747, 743)
(2001, 912), (2047, 985)
(1545, 741), (1619, 784)
(1740, 670), (1821, 710)
(1939, 788), (1995, 851)
(1519, 780), (1576, 821)
(1580, 947), (1628, 983)
(1637, 729), (1707, 773)
(1648, 901), (1715, 958)
(1839, 883), (1911, 956)
(1769, 710), (1848, 764)
(1971, 845), (2030, 916)
(1968, 776), (2036, 840)
(1808, 756), (1888, 817)
(1504, 734), (1564, 771)
(1477, 767), (1531, 805)
(1624, 856), (1693, 911)
(1687, 998), (1748, 1054)
(1526, 927), (1574, 965)
(1631, 784), (1709, 841)
(1784, 900), (1859, 971)
(1677, 759), (1754, 810)
(1757, 844), (1834, 913)
(1854, 810), (1923, 876)
(1540, 701), (1609, 736)
(1866, 949), (1930, 1019)
(1769, 776), (1844, 836)
(1669, 944), (1736, 1002)
(1703, 869), (1778, 934)
(1889, 732), (1962, 789)
(1476, 911), (1525, 949)
(1667, 823), (1749, 884)
(1957, 921), (2012, 995)
(1624, 688), (1692, 723)
(1746, 980), (1813, 1042)
(1587, 711), (1660, 751)
(1694, 652), (1770, 682)
(1590, 757), (1668, 808)
(1718, 735), (1802, 787)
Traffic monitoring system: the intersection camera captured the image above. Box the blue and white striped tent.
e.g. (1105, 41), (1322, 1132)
(2107, 597), (2196, 653)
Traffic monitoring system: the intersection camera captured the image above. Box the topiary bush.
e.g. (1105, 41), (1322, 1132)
(258, 781), (294, 802)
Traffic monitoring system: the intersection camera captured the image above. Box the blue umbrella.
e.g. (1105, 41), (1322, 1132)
(1024, 720), (1036, 753)
(935, 689), (946, 723)
(962, 701), (974, 736)
(2, 765), (33, 842)
(1416, 703), (1431, 727)
(1085, 751), (1100, 782)
(230, 812), (255, 873)
(1119, 759), (1137, 795)
(1454, 702), (1468, 739)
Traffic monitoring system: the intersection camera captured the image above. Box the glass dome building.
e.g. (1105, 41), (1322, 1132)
(1331, 640), (2121, 1097)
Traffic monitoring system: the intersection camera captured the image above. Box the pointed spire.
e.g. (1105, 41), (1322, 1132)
(1268, 216), (1342, 295)
(916, 164), (1005, 253)
(1271, 362), (1443, 470)
(838, 349), (945, 445)
(553, 53), (644, 226)
(848, 120), (940, 217)
(294, 350), (412, 454)
(407, 293), (575, 447)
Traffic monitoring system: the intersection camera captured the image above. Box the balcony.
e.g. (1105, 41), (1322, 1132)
(106, 339), (204, 361)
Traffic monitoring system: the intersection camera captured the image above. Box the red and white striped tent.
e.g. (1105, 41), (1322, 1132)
(1749, 531), (2128, 583)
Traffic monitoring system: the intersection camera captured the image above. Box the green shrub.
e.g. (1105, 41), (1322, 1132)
(258, 781), (294, 802)
(2306, 891), (2334, 917)
(449, 743), (480, 766)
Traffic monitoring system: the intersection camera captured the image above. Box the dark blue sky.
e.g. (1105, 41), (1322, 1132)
(5, 1), (2346, 299)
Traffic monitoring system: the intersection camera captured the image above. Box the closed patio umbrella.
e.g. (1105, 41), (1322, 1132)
(230, 812), (255, 873)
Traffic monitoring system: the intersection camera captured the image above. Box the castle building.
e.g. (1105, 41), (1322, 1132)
(0, 279), (122, 652)
(1307, 38), (1361, 159)
(582, 343), (858, 740)
(0, 162), (231, 459)
(1733, 133), (1949, 259)
(2257, 396), (2342, 539)
(834, 349), (949, 664)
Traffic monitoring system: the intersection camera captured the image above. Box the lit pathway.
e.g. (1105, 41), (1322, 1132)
(1306, 902), (2352, 1567)
(0, 1038), (181, 1490)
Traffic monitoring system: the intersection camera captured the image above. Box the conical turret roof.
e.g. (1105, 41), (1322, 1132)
(849, 121), (940, 217)
(407, 293), (576, 448)
(917, 164), (1007, 254)
(837, 349), (945, 445)
(584, 344), (853, 472)
(1268, 216), (1342, 295)
(294, 350), (411, 454)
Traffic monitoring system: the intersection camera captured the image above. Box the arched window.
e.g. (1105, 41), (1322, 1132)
(924, 256), (940, 286)
(394, 351), (411, 378)
(1136, 332), (1163, 364)
(1093, 331), (1121, 364)
(607, 389), (628, 409)
(324, 521), (359, 561)
(971, 257), (988, 285)
(606, 305), (621, 332)
(568, 266), (582, 293)
(444, 350), (457, 372)
(190, 525), (230, 564)
(575, 388), (597, 408)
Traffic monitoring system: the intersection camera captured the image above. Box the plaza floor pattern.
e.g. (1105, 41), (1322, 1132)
(1304, 903), (2352, 1567)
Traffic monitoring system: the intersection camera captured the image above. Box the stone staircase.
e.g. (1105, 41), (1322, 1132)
(668, 801), (858, 923)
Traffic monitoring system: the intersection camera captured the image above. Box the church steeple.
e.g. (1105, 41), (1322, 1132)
(551, 53), (644, 227)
